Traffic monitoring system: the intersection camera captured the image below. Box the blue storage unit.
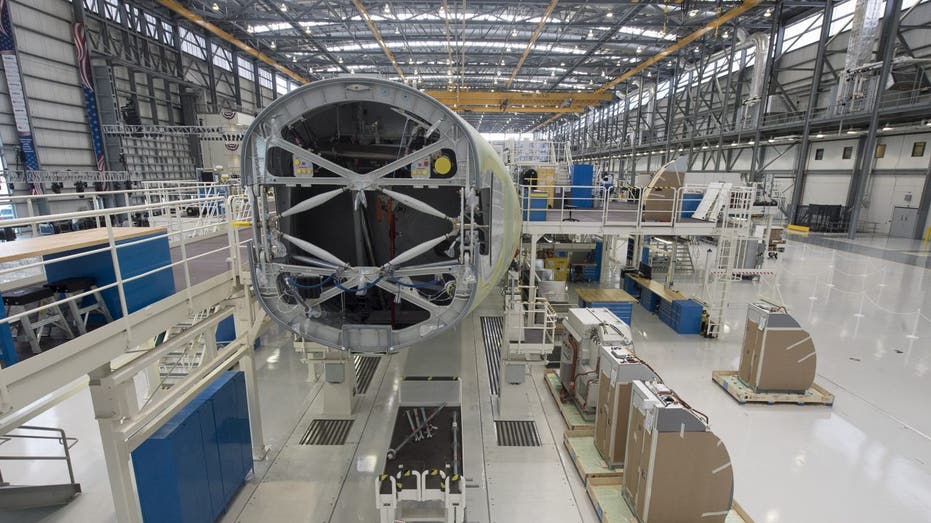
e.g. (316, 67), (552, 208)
(579, 299), (634, 326)
(570, 164), (595, 208)
(43, 232), (175, 321)
(680, 193), (702, 218)
(638, 288), (661, 312)
(132, 371), (252, 523)
(525, 191), (548, 221)
(661, 299), (704, 334)
(215, 316), (236, 345)
(623, 275), (640, 298)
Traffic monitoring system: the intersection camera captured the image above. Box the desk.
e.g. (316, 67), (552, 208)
(629, 275), (686, 302)
(624, 275), (702, 334)
(576, 288), (637, 326)
(1, 227), (175, 366)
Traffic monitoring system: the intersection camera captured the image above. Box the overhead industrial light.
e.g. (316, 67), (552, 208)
(211, 2), (219, 11)
(688, 9), (698, 17)
(383, 3), (390, 14)
(846, 129), (859, 135)
(882, 124), (894, 131)
(764, 8), (772, 17)
(606, 11), (613, 18)
(270, 40), (276, 49)
(816, 133), (824, 138)
(279, 3), (287, 12)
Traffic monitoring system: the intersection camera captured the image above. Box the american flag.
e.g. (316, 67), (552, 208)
(0, 0), (12, 46)
(1, 0), (42, 194)
(72, 22), (108, 176)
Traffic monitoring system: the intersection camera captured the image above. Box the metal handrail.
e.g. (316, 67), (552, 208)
(0, 425), (78, 486)
(0, 189), (250, 363)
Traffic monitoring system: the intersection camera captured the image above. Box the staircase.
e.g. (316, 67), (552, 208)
(649, 237), (695, 275)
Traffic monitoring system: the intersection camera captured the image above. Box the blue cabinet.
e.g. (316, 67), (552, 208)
(43, 232), (175, 322)
(570, 164), (595, 208)
(578, 299), (633, 326)
(132, 371), (252, 523)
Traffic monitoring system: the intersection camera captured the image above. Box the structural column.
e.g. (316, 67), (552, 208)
(789, 0), (834, 222)
(846, 0), (903, 238)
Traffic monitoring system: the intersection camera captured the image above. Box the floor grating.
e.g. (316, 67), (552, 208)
(300, 419), (354, 445)
(354, 355), (381, 394)
(480, 316), (503, 396)
(495, 420), (541, 447)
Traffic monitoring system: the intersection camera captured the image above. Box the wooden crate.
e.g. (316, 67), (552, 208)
(712, 370), (834, 406)
(543, 369), (594, 430)
(564, 430), (621, 485)
(585, 476), (754, 523)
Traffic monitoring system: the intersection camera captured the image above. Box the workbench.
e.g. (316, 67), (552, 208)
(624, 275), (703, 334)
(0, 227), (175, 366)
(576, 288), (637, 326)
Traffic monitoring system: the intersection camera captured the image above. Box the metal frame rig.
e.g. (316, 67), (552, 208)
(241, 77), (519, 353)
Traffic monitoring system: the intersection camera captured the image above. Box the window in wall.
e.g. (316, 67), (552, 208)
(103, 0), (120, 22)
(258, 68), (273, 89)
(238, 57), (254, 82)
(842, 146), (853, 159)
(179, 28), (206, 60)
(211, 43), (233, 72)
(276, 75), (288, 95)
(912, 142), (926, 157)
(875, 143), (886, 158)
(814, 148), (824, 160)
(83, 0), (98, 14)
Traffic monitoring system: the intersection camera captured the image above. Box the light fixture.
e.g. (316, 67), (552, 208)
(211, 2), (219, 11)
(764, 8), (772, 17)
(270, 41), (276, 49)
(688, 9), (698, 17)
(383, 3), (390, 14)
(816, 133), (824, 138)
(636, 46), (642, 54)
(882, 124), (894, 131)
(588, 30), (594, 39)
(512, 29), (518, 37)
(279, 2), (287, 12)
(304, 27), (312, 34)
(846, 129), (859, 135)
(606, 11), (613, 18)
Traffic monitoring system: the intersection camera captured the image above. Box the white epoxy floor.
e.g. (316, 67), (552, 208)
(1, 235), (929, 523)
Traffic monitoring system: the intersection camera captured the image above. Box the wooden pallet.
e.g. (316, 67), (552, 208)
(586, 476), (754, 523)
(543, 369), (594, 430)
(564, 430), (621, 485)
(712, 370), (834, 406)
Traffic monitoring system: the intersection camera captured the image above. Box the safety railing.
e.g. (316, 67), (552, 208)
(518, 183), (750, 229)
(504, 282), (558, 359)
(0, 425), (78, 487)
(0, 190), (250, 367)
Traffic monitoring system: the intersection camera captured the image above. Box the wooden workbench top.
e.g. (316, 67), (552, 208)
(0, 227), (168, 263)
(628, 275), (687, 302)
(576, 287), (638, 303)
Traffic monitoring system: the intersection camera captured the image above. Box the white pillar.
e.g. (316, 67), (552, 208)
(88, 365), (143, 523)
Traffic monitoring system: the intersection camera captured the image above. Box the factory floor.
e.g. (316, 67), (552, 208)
(2, 234), (930, 523)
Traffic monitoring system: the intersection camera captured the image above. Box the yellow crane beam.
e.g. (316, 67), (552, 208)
(596, 0), (763, 94)
(425, 90), (612, 106)
(532, 0), (763, 132)
(154, 0), (309, 84)
(351, 0), (406, 81)
(506, 0), (559, 89)
(455, 106), (587, 114)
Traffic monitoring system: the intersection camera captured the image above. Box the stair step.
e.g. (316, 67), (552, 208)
(0, 483), (81, 510)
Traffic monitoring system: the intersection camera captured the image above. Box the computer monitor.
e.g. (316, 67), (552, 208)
(638, 262), (652, 280)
